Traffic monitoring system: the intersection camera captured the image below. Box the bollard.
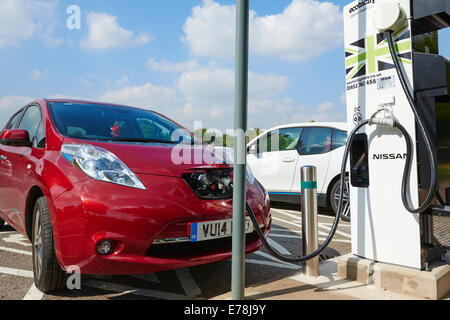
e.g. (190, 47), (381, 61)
(301, 166), (319, 277)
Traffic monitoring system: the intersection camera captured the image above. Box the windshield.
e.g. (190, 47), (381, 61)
(48, 102), (193, 144)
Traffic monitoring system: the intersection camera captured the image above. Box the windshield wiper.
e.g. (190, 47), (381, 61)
(108, 138), (178, 144)
(69, 136), (191, 145)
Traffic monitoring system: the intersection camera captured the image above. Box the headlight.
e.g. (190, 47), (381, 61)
(61, 144), (146, 190)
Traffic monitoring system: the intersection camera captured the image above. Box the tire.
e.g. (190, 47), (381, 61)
(32, 196), (67, 293)
(330, 177), (351, 222)
(0, 218), (4, 230)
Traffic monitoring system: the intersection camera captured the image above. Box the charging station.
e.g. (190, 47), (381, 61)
(344, 0), (449, 270)
(232, 0), (449, 300)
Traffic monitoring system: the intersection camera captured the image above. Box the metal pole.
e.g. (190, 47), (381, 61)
(301, 166), (319, 277)
(231, 0), (249, 301)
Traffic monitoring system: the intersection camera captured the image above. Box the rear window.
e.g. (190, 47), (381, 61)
(48, 102), (193, 144)
(297, 127), (333, 155)
(332, 129), (348, 150)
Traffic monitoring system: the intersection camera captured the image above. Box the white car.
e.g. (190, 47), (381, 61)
(247, 122), (350, 221)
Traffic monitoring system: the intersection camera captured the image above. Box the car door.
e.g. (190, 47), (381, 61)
(0, 105), (42, 229)
(291, 127), (333, 195)
(0, 109), (25, 223)
(247, 127), (303, 193)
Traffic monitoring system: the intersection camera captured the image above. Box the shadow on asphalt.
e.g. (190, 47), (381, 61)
(0, 225), (16, 233)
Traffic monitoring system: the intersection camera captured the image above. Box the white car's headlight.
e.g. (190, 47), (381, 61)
(61, 144), (146, 190)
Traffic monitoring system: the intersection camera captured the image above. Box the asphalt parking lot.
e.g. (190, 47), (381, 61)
(0, 206), (351, 300)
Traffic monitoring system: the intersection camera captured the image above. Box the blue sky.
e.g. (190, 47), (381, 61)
(1, 0), (449, 131)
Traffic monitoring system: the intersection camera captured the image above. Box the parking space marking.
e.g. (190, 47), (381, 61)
(0, 245), (32, 256)
(270, 233), (301, 239)
(23, 284), (43, 300)
(0, 266), (33, 278)
(2, 234), (31, 247)
(319, 222), (351, 227)
(271, 208), (302, 221)
(271, 227), (301, 234)
(318, 223), (351, 238)
(85, 280), (187, 300)
(245, 258), (301, 270)
(175, 268), (202, 298)
(269, 233), (351, 244)
(0, 231), (16, 235)
(272, 216), (302, 228)
(253, 251), (301, 270)
(267, 237), (291, 255)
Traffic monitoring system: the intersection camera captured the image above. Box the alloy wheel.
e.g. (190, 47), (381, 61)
(334, 179), (351, 220)
(33, 208), (43, 281)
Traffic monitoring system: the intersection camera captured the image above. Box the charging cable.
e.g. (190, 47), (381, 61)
(245, 120), (369, 265)
(386, 30), (439, 214)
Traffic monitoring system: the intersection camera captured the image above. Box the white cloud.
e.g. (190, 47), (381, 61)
(148, 58), (201, 73)
(289, 101), (346, 124)
(0, 95), (34, 128)
(0, 0), (61, 48)
(48, 94), (88, 100)
(315, 101), (334, 113)
(182, 0), (343, 61)
(177, 66), (290, 106)
(29, 69), (49, 81)
(81, 12), (152, 49)
(340, 92), (347, 104)
(182, 0), (237, 59)
(251, 0), (343, 61)
(174, 64), (291, 129)
(99, 82), (179, 113)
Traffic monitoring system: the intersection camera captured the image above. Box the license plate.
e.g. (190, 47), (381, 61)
(189, 218), (254, 242)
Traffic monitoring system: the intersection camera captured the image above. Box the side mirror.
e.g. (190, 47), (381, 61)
(0, 129), (32, 147)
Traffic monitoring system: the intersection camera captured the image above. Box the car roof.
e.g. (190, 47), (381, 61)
(265, 122), (347, 132)
(45, 99), (149, 112)
(248, 122), (348, 145)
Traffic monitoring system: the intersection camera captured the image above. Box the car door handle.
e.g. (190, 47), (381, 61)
(0, 155), (6, 160)
(282, 157), (296, 163)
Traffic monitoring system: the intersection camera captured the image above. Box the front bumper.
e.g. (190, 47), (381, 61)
(51, 174), (271, 275)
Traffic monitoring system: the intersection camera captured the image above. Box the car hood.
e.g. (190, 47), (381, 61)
(65, 139), (231, 177)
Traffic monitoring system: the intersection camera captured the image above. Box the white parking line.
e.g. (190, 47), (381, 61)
(270, 233), (301, 239)
(271, 208), (302, 221)
(272, 217), (351, 240)
(253, 251), (300, 269)
(318, 223), (352, 238)
(245, 258), (301, 270)
(2, 234), (31, 247)
(0, 266), (33, 278)
(23, 284), (43, 300)
(85, 280), (187, 300)
(0, 245), (32, 256)
(271, 227), (301, 234)
(269, 233), (351, 244)
(272, 216), (302, 228)
(319, 222), (351, 227)
(175, 268), (202, 298)
(267, 237), (291, 255)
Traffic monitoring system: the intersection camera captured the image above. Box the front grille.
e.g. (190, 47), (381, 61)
(146, 232), (260, 260)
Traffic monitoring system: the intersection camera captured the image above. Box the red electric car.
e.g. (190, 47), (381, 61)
(0, 99), (271, 293)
